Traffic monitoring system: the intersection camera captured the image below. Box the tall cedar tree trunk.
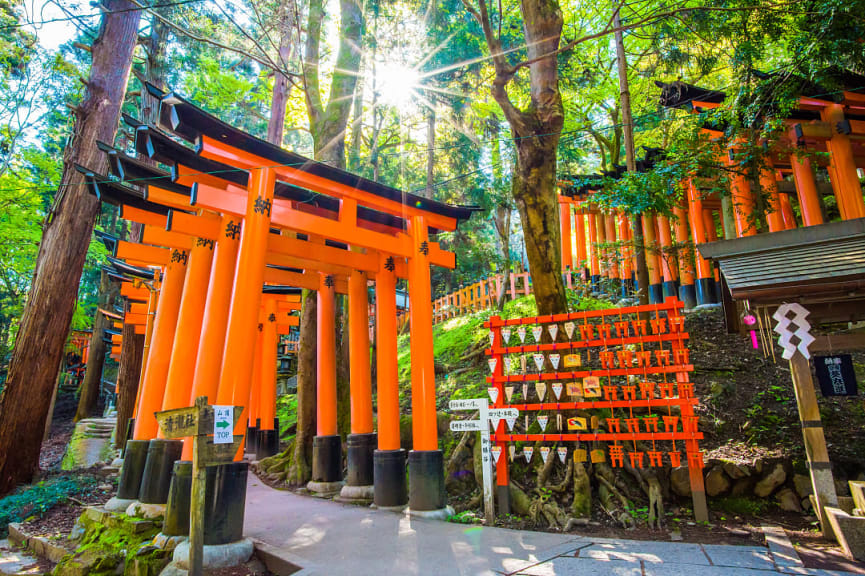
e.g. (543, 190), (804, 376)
(114, 320), (144, 447)
(465, 0), (567, 316)
(425, 107), (435, 198)
(74, 270), (118, 420)
(0, 0), (140, 495)
(613, 7), (649, 305)
(288, 0), (362, 482)
(268, 1), (295, 147)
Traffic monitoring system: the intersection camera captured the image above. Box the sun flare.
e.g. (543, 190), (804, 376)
(376, 61), (420, 111)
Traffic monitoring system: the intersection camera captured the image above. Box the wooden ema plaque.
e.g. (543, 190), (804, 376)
(483, 297), (708, 521)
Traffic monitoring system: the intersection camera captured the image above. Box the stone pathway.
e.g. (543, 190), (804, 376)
(0, 540), (46, 575)
(244, 478), (859, 576)
(60, 417), (116, 470)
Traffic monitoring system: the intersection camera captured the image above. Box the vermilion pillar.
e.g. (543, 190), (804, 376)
(726, 146), (757, 237)
(760, 162), (785, 233)
(132, 283), (160, 420)
(686, 180), (717, 305)
(190, 215), (242, 405)
(160, 239), (215, 415)
(574, 210), (588, 279)
(790, 154), (824, 227)
(595, 212), (606, 280)
(823, 103), (865, 220)
(246, 326), (264, 455)
(673, 205), (697, 308)
(641, 213), (662, 303)
(587, 211), (600, 288)
(559, 202), (572, 270)
(407, 215), (445, 513)
(133, 250), (188, 440)
(604, 214), (619, 286)
(310, 272), (340, 487)
(617, 214), (632, 296)
(779, 193), (797, 229)
(656, 214), (679, 299)
(342, 267), (376, 498)
(216, 165), (275, 458)
(373, 254), (407, 507)
(257, 298), (279, 459)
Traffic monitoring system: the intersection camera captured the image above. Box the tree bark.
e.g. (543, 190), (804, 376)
(465, 0), (567, 316)
(115, 321), (144, 448)
(0, 0), (140, 495)
(425, 107), (436, 198)
(287, 289), (316, 484)
(267, 1), (296, 146)
(74, 270), (118, 420)
(613, 6), (649, 305)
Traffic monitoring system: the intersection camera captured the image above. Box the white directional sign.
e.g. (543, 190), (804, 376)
(449, 398), (486, 411)
(449, 419), (485, 432)
(212, 405), (234, 444)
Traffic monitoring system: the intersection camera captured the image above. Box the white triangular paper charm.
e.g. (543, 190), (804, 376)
(557, 446), (568, 463)
(505, 416), (517, 431)
(487, 387), (499, 404)
(491, 445), (502, 464)
(537, 414), (548, 431)
(488, 331), (495, 346)
(503, 357), (512, 373)
(531, 326), (543, 342)
(487, 358), (497, 373)
(501, 328), (512, 344)
(533, 353), (545, 370)
(489, 415), (502, 431)
(552, 382), (563, 400)
(549, 354), (560, 370)
(564, 322), (576, 339)
(524, 447), (533, 462)
(548, 324), (558, 340)
(540, 446), (550, 463)
(535, 382), (547, 401)
(517, 327), (527, 343)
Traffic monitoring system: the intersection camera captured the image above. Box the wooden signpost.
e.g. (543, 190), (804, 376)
(156, 396), (243, 576)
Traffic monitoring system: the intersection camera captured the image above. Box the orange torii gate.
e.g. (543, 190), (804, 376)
(84, 83), (477, 545)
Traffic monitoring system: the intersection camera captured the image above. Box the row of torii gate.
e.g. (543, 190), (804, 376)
(557, 72), (865, 307)
(89, 84), (477, 540)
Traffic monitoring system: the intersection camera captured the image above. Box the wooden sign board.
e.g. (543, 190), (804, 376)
(200, 435), (245, 466)
(156, 404), (244, 439)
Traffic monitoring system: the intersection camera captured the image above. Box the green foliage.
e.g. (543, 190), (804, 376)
(0, 475), (96, 537)
(713, 495), (770, 517)
(277, 394), (298, 439)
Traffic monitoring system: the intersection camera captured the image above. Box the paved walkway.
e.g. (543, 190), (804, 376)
(244, 477), (859, 576)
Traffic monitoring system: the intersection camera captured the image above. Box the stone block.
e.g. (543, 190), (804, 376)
(776, 488), (802, 512)
(170, 538), (254, 570)
(825, 506), (865, 561)
(754, 463), (786, 497)
(705, 466), (731, 497)
(722, 461), (751, 480)
(850, 481), (865, 512)
(793, 474), (813, 499)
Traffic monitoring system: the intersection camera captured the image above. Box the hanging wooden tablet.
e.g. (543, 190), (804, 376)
(487, 358), (497, 373)
(590, 449), (606, 463)
(537, 414), (549, 431)
(535, 382), (547, 401)
(552, 382), (563, 400)
(556, 414), (563, 431)
(524, 415), (529, 430)
(503, 357), (512, 373)
(574, 448), (588, 463)
(557, 446), (568, 463)
(567, 416), (588, 430)
(539, 446), (550, 463)
(566, 381), (583, 396)
(531, 326), (543, 342)
(591, 415), (599, 429)
(583, 376), (601, 397)
(517, 326), (527, 343)
(564, 353), (581, 368)
(532, 353), (545, 371)
(505, 386), (515, 403)
(520, 355), (527, 372)
(509, 445), (516, 461)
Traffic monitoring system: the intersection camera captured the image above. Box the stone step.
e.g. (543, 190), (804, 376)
(0, 540), (48, 575)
